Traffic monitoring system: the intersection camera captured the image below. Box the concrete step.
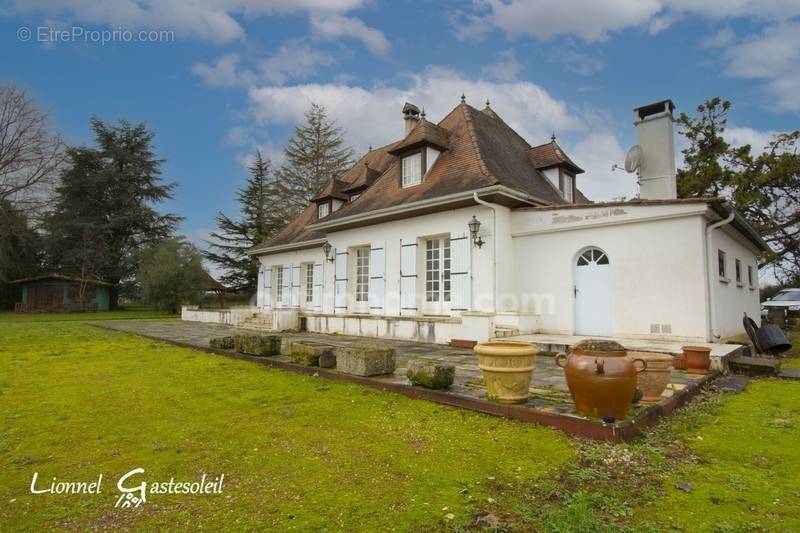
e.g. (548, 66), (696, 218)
(729, 355), (781, 376)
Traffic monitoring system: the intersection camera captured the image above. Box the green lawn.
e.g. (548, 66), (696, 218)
(1, 314), (799, 531)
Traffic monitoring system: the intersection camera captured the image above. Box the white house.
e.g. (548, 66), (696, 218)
(246, 98), (768, 345)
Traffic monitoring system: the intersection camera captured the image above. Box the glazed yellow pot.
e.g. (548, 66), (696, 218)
(474, 341), (536, 404)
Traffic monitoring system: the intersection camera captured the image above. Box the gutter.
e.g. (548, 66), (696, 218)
(473, 192), (498, 313)
(306, 185), (540, 232)
(705, 207), (735, 340)
(246, 238), (327, 257)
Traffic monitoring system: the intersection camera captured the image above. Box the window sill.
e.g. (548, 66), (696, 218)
(718, 277), (730, 284)
(736, 282), (745, 288)
(749, 287), (756, 291)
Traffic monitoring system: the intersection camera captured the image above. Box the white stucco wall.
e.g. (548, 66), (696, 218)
(708, 224), (761, 339)
(510, 203), (711, 341)
(257, 205), (496, 317)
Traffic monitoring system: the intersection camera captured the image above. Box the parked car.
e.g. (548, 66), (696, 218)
(761, 288), (800, 318)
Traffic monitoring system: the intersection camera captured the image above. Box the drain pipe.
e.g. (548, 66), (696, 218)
(473, 192), (498, 313)
(706, 207), (735, 340)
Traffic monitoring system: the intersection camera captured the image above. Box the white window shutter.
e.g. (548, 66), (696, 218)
(263, 266), (272, 309)
(281, 266), (291, 307)
(449, 234), (471, 314)
(290, 263), (301, 307)
(369, 241), (386, 315)
(257, 268), (264, 308)
(400, 238), (418, 315)
(334, 249), (348, 313)
(312, 262), (323, 311)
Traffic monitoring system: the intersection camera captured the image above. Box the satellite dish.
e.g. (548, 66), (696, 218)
(624, 145), (643, 173)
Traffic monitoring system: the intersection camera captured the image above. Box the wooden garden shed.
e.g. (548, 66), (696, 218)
(12, 274), (112, 313)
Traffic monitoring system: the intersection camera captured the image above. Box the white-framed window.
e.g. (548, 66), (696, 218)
(275, 266), (284, 302)
(318, 202), (330, 219)
(355, 247), (370, 302)
(561, 173), (574, 202)
(425, 237), (451, 303)
(748, 265), (754, 287)
(718, 250), (726, 279)
(305, 264), (314, 303)
(402, 152), (422, 187)
(735, 258), (742, 284)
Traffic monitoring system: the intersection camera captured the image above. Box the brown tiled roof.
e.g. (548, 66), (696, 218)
(310, 178), (349, 202)
(527, 139), (585, 174)
(248, 141), (399, 253)
(341, 161), (382, 192)
(250, 102), (591, 253)
(387, 118), (450, 154)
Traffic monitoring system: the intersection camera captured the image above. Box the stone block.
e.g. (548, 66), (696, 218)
(234, 335), (281, 356)
(406, 359), (455, 389)
(287, 341), (335, 366)
(319, 350), (337, 368)
(209, 336), (235, 350)
(337, 342), (396, 376)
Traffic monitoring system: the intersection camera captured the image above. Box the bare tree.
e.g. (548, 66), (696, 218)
(0, 85), (65, 206)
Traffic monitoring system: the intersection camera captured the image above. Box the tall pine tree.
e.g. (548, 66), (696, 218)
(44, 117), (180, 307)
(273, 103), (354, 217)
(205, 151), (285, 291)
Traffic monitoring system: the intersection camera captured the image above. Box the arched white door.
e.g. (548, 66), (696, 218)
(574, 247), (612, 337)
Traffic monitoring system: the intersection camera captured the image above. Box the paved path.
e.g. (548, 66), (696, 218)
(99, 320), (703, 420)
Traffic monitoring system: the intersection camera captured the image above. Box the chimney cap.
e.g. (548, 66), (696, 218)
(402, 102), (420, 117)
(634, 99), (675, 120)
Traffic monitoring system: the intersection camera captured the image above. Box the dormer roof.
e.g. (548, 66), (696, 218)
(527, 138), (585, 174)
(310, 178), (349, 202)
(387, 118), (450, 155)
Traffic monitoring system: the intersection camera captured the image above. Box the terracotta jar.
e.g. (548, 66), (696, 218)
(474, 341), (536, 404)
(627, 351), (673, 402)
(683, 346), (712, 374)
(555, 339), (646, 418)
(672, 354), (688, 370)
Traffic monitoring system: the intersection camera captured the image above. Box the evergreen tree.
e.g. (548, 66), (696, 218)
(677, 97), (800, 284)
(273, 103), (353, 217)
(205, 151), (286, 291)
(44, 117), (180, 307)
(0, 199), (42, 308)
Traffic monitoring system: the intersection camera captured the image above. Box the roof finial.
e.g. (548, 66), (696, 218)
(460, 92), (466, 104)
(485, 98), (490, 108)
(551, 131), (556, 142)
(368, 144), (372, 152)
(421, 106), (426, 119)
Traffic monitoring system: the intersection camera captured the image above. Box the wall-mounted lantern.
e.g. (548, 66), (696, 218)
(468, 215), (484, 248)
(322, 242), (334, 262)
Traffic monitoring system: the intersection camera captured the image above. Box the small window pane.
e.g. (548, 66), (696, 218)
(402, 153), (422, 187)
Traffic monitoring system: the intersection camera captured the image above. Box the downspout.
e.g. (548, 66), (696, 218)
(706, 208), (735, 340)
(473, 192), (498, 313)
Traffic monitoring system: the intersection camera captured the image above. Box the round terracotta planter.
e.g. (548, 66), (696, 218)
(555, 339), (646, 419)
(682, 346), (712, 374)
(627, 351), (673, 402)
(474, 341), (536, 404)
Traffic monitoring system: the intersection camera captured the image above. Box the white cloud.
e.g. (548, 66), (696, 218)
(259, 41), (335, 84)
(8, 0), (367, 43)
(473, 0), (800, 43)
(722, 21), (800, 111)
(700, 27), (735, 48)
(193, 42), (335, 88)
(246, 66), (583, 152)
(481, 49), (522, 81)
(548, 45), (606, 76)
(482, 0), (662, 42)
(569, 132), (633, 201)
(724, 126), (778, 151)
(309, 13), (389, 56)
(243, 65), (644, 200)
(192, 53), (250, 88)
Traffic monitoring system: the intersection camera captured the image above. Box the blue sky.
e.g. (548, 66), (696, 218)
(2, 0), (799, 256)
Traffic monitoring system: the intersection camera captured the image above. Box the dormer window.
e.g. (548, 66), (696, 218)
(561, 172), (574, 202)
(317, 202), (330, 219)
(402, 153), (422, 187)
